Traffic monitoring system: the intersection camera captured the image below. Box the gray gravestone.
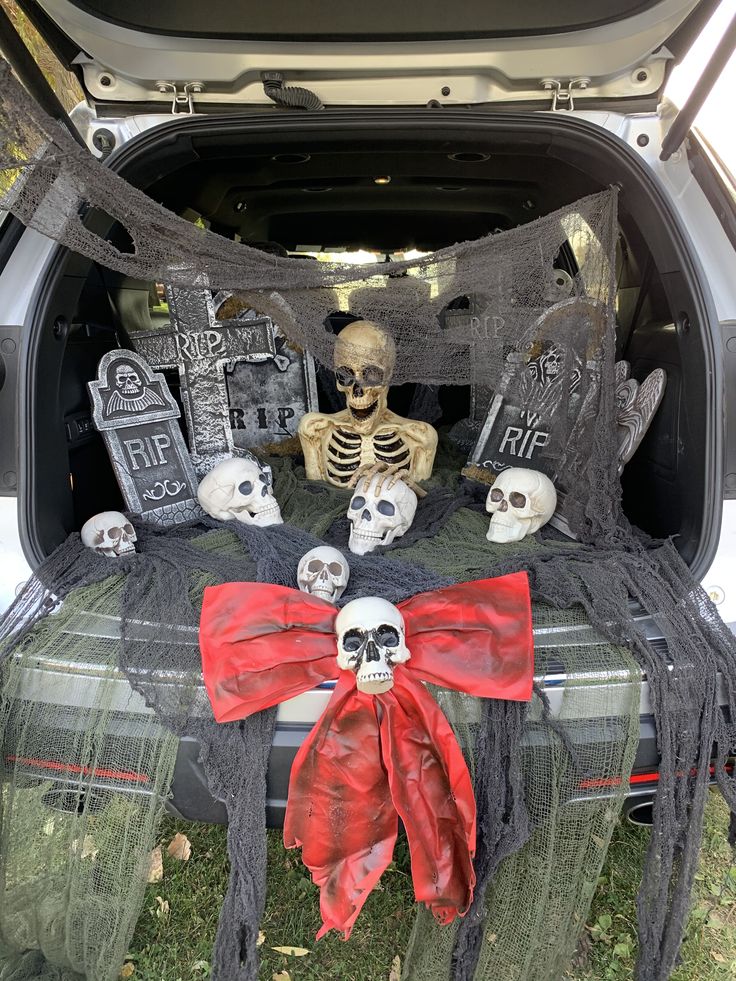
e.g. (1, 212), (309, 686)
(213, 291), (318, 452)
(464, 298), (607, 486)
(88, 350), (204, 527)
(133, 286), (316, 473)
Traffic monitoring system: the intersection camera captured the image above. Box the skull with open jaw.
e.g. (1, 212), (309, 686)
(335, 597), (410, 694)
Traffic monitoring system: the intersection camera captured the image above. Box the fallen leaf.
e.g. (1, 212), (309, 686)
(147, 846), (163, 883)
(713, 951), (726, 963)
(154, 896), (169, 918)
(271, 946), (310, 957)
(166, 832), (192, 862)
(120, 964), (135, 979)
(81, 835), (99, 860)
(389, 955), (401, 981)
(257, 932), (266, 947)
(191, 961), (210, 975)
(272, 973), (291, 981)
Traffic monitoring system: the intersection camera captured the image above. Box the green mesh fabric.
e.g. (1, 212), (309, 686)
(403, 631), (639, 981)
(0, 578), (178, 980)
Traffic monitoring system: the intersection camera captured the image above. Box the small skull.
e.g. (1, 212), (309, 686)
(81, 511), (137, 557)
(335, 597), (410, 695)
(197, 456), (282, 527)
(334, 321), (396, 435)
(297, 546), (350, 604)
(115, 363), (142, 396)
(486, 468), (557, 544)
(347, 472), (417, 555)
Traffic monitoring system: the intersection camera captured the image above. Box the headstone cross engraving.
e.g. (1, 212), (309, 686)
(132, 286), (279, 471)
(88, 349), (204, 527)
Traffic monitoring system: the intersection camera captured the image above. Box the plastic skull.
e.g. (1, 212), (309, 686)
(333, 320), (396, 435)
(197, 456), (282, 526)
(347, 472), (418, 555)
(335, 597), (410, 695)
(114, 362), (142, 395)
(81, 511), (137, 557)
(297, 546), (350, 603)
(486, 468), (557, 544)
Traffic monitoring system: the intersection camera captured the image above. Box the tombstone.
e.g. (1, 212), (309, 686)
(213, 291), (318, 452)
(88, 350), (204, 527)
(463, 298), (606, 487)
(133, 286), (317, 474)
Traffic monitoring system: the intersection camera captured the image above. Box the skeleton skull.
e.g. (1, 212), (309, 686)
(297, 546), (350, 603)
(81, 511), (137, 557)
(334, 321), (396, 435)
(486, 468), (557, 544)
(115, 363), (142, 395)
(347, 472), (417, 555)
(197, 456), (282, 527)
(335, 597), (410, 694)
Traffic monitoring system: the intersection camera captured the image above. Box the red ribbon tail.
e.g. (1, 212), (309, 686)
(378, 675), (476, 925)
(284, 674), (398, 939)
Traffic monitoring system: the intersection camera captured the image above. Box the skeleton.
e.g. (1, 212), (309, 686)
(298, 320), (437, 487)
(297, 546), (350, 603)
(106, 360), (165, 414)
(81, 511), (137, 557)
(335, 596), (411, 694)
(197, 456), (282, 526)
(347, 467), (419, 555)
(486, 467), (556, 543)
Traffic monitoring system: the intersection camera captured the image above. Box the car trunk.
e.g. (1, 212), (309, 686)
(17, 107), (722, 578)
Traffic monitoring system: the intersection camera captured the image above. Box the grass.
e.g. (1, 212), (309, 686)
(125, 790), (736, 981)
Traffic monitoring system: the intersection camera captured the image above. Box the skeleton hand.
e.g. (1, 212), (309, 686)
(349, 461), (427, 498)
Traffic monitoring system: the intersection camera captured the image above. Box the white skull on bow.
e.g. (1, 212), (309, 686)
(335, 597), (410, 694)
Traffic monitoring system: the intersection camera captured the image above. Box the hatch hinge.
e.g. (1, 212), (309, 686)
(541, 77), (591, 112)
(155, 81), (204, 115)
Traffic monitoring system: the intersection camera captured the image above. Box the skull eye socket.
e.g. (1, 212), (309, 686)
(362, 364), (385, 386)
(376, 500), (395, 516)
(328, 562), (343, 576)
(108, 526), (122, 538)
(490, 488), (504, 502)
(351, 495), (366, 510)
(238, 480), (253, 496)
(335, 366), (356, 387)
(342, 629), (364, 653)
(123, 523), (134, 535)
(376, 625), (400, 647)
(307, 559), (324, 573)
(509, 492), (527, 508)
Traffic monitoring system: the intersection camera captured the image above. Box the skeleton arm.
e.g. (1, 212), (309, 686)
(403, 421), (438, 481)
(298, 412), (334, 481)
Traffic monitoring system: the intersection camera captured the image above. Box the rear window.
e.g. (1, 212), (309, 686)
(69, 1), (666, 40)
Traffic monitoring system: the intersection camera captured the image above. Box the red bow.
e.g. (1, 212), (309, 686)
(199, 573), (533, 939)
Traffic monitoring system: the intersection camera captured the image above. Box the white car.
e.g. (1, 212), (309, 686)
(0, 0), (734, 825)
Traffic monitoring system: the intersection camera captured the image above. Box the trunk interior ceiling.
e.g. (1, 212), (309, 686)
(25, 114), (716, 575)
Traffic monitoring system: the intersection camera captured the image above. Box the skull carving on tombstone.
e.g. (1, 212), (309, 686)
(297, 546), (350, 604)
(81, 511), (137, 557)
(335, 597), (411, 694)
(197, 456), (282, 526)
(486, 468), (557, 543)
(115, 363), (142, 396)
(347, 471), (418, 555)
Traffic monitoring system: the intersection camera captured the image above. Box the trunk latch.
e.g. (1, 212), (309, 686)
(155, 81), (204, 114)
(541, 77), (591, 111)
